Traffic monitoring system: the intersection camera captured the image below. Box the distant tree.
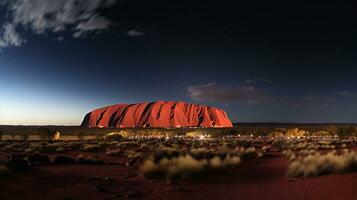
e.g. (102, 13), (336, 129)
(336, 126), (357, 137)
(253, 129), (268, 136)
(326, 125), (338, 135)
(37, 127), (56, 141)
(21, 133), (29, 141)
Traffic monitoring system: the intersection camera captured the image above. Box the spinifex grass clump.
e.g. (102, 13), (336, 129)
(140, 152), (241, 181)
(287, 150), (357, 178)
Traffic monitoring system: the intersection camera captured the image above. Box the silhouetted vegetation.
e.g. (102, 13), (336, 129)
(36, 127), (56, 140)
(336, 126), (357, 137)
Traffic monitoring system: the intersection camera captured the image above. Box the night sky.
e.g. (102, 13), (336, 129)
(1, 0), (357, 125)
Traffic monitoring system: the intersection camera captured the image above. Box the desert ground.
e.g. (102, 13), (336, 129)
(0, 125), (357, 200)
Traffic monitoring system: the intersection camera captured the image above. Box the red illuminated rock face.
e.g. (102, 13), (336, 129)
(81, 101), (233, 128)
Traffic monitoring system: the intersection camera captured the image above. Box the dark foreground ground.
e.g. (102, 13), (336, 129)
(1, 148), (357, 200)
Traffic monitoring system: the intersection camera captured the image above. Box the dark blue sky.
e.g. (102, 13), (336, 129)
(1, 0), (357, 125)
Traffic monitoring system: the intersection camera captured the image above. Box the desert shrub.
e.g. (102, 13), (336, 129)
(77, 154), (105, 165)
(65, 142), (83, 150)
(53, 131), (61, 140)
(0, 129), (3, 141)
(285, 128), (307, 137)
(140, 153), (241, 181)
(21, 134), (29, 141)
(190, 147), (214, 160)
(312, 131), (331, 136)
(126, 151), (143, 166)
(105, 149), (121, 156)
(152, 147), (180, 162)
(42, 142), (66, 153)
(37, 127), (56, 140)
(139, 143), (150, 151)
(245, 147), (256, 154)
(287, 150), (357, 178)
(253, 129), (268, 136)
(262, 145), (271, 152)
(0, 164), (8, 177)
(75, 131), (85, 141)
(140, 159), (163, 178)
(116, 141), (139, 148)
(4, 143), (26, 153)
(336, 126), (357, 137)
(282, 149), (296, 161)
(142, 155), (208, 180)
(185, 130), (208, 138)
(25, 143), (43, 153)
(80, 144), (102, 152)
(268, 131), (284, 137)
(165, 155), (208, 180)
(104, 131), (128, 140)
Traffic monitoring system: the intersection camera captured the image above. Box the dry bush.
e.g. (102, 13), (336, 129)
(0, 164), (8, 177)
(282, 149), (296, 161)
(105, 149), (121, 156)
(65, 142), (83, 150)
(126, 151), (143, 166)
(53, 131), (61, 140)
(312, 131), (331, 136)
(166, 155), (208, 180)
(77, 154), (105, 165)
(268, 131), (284, 137)
(3, 143), (27, 153)
(116, 141), (139, 148)
(185, 130), (208, 138)
(262, 145), (271, 152)
(104, 131), (128, 140)
(154, 147), (180, 161)
(245, 147), (256, 154)
(287, 150), (357, 178)
(42, 142), (65, 153)
(36, 127), (57, 140)
(285, 128), (307, 137)
(190, 147), (214, 160)
(140, 154), (207, 180)
(80, 144), (102, 152)
(140, 153), (241, 181)
(25, 143), (43, 153)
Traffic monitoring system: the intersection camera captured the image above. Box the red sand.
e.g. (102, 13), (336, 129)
(1, 152), (357, 200)
(81, 101), (233, 128)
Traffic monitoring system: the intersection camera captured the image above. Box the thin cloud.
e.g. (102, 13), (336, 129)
(0, 23), (25, 50)
(0, 0), (117, 50)
(245, 78), (272, 84)
(186, 82), (270, 104)
(300, 94), (336, 107)
(127, 29), (145, 37)
(340, 91), (354, 98)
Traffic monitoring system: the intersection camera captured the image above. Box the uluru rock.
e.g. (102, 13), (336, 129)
(81, 101), (233, 128)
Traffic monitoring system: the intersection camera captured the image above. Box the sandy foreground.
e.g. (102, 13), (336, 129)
(0, 149), (357, 200)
